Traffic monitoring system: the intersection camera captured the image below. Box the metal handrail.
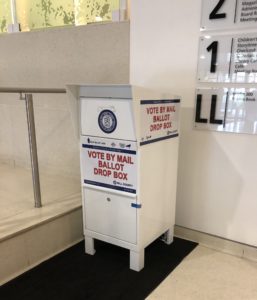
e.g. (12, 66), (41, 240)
(0, 87), (67, 208)
(0, 88), (66, 94)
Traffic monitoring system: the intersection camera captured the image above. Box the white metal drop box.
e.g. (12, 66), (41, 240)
(78, 85), (180, 271)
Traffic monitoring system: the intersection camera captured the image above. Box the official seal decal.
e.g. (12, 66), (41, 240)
(98, 110), (117, 134)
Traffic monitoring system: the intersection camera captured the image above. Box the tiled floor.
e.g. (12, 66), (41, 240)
(0, 162), (81, 241)
(147, 245), (257, 300)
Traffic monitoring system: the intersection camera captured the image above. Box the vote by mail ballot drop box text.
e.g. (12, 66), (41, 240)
(79, 85), (180, 271)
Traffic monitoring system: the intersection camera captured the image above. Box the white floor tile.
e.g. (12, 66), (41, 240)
(147, 246), (257, 300)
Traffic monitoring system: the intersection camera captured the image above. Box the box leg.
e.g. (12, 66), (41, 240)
(163, 227), (174, 245)
(85, 236), (96, 255)
(130, 249), (144, 271)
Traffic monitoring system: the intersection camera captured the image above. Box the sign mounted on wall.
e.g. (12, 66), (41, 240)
(194, 87), (257, 134)
(201, 0), (257, 31)
(198, 33), (257, 83)
(140, 99), (180, 146)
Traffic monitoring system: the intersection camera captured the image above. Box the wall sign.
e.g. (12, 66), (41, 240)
(201, 0), (257, 31)
(198, 33), (257, 83)
(140, 99), (180, 146)
(194, 88), (257, 134)
(82, 136), (137, 194)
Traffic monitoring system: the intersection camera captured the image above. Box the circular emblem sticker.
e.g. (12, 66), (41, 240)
(98, 110), (117, 134)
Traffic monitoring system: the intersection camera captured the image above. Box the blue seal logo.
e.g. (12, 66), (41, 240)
(98, 110), (117, 134)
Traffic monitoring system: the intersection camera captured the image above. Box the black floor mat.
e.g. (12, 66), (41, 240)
(0, 237), (197, 300)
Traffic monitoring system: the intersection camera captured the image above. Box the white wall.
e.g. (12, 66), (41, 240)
(0, 22), (129, 178)
(130, 0), (257, 247)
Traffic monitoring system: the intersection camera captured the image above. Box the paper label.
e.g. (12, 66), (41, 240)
(82, 136), (137, 194)
(140, 99), (180, 146)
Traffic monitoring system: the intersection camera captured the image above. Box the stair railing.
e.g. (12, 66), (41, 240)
(0, 88), (66, 208)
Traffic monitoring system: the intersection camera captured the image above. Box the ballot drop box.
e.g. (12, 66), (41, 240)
(79, 85), (180, 271)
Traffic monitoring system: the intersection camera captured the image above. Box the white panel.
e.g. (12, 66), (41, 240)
(195, 87), (257, 134)
(81, 136), (138, 194)
(79, 85), (132, 99)
(139, 138), (179, 248)
(140, 99), (180, 145)
(201, 0), (257, 31)
(80, 98), (136, 141)
(198, 33), (257, 83)
(84, 188), (137, 244)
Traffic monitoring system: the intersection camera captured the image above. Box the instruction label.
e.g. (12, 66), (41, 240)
(82, 136), (137, 194)
(237, 0), (257, 25)
(140, 99), (180, 146)
(231, 36), (257, 80)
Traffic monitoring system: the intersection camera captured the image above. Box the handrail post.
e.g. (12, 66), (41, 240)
(8, 0), (20, 33)
(0, 87), (67, 208)
(24, 93), (42, 208)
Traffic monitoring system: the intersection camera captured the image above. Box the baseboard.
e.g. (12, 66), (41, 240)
(174, 225), (257, 262)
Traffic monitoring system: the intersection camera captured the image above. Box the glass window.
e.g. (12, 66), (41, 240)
(74, 0), (120, 25)
(1, 0), (123, 33)
(16, 0), (75, 31)
(0, 0), (11, 33)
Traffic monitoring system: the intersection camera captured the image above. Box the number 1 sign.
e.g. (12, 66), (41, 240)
(201, 0), (257, 31)
(198, 33), (257, 83)
(198, 35), (232, 82)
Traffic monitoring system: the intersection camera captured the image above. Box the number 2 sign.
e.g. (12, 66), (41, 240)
(201, 0), (257, 31)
